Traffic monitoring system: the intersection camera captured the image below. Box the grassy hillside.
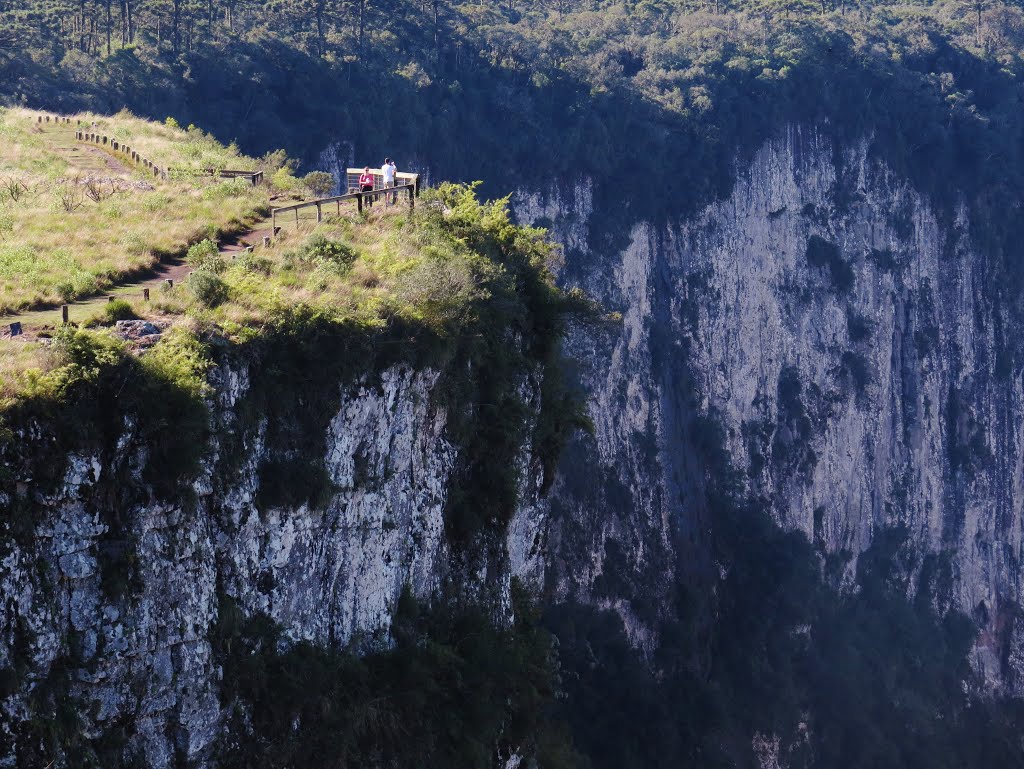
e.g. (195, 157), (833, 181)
(0, 108), (267, 314)
(0, 111), (580, 490)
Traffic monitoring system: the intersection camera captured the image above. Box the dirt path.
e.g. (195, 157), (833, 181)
(1, 124), (277, 337)
(0, 223), (275, 335)
(44, 123), (137, 178)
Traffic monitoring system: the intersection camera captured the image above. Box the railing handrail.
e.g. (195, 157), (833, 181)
(271, 184), (415, 215)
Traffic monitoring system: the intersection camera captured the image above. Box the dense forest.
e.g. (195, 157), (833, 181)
(5, 0), (1024, 212)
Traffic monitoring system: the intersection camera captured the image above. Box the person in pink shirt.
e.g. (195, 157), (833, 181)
(358, 167), (375, 207)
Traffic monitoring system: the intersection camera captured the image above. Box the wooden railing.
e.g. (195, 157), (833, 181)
(271, 184), (416, 231)
(168, 167), (265, 185)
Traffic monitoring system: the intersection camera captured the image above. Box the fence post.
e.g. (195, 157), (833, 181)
(165, 279), (174, 289)
(316, 203), (322, 223)
(61, 305), (69, 324)
(143, 288), (150, 301)
(272, 210), (277, 232)
(357, 194), (363, 215)
(263, 236), (271, 248)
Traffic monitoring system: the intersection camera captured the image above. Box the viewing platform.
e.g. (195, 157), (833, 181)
(344, 168), (420, 195)
(271, 169), (421, 231)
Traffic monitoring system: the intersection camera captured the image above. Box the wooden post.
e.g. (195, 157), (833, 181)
(272, 210), (277, 232)
(143, 288), (150, 301)
(408, 187), (414, 209)
(61, 305), (69, 324)
(9, 322), (22, 337)
(37, 116), (41, 123)
(357, 193), (363, 215)
(295, 209), (299, 225)
(316, 203), (322, 223)
(108, 296), (115, 303)
(262, 236), (271, 248)
(165, 279), (174, 289)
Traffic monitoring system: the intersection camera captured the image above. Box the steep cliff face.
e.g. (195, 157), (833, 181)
(521, 125), (1024, 689)
(0, 355), (546, 767)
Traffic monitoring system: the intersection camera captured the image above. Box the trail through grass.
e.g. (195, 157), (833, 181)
(0, 107), (268, 314)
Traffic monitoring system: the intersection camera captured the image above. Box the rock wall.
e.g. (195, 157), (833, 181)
(518, 125), (1024, 688)
(0, 359), (545, 767)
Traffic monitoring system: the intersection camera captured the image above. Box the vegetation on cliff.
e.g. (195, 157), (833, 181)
(0, 110), (599, 765)
(0, 108), (594, 544)
(214, 583), (580, 769)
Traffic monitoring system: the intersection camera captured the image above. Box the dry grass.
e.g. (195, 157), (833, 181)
(0, 107), (269, 314)
(0, 339), (56, 406)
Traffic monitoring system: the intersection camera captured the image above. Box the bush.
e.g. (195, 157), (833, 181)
(305, 234), (357, 272)
(239, 253), (273, 276)
(186, 238), (226, 273)
(97, 299), (139, 325)
(188, 269), (229, 307)
(303, 171), (334, 197)
(272, 167), (300, 193)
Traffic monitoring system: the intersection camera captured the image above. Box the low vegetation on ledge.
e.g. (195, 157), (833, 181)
(0, 113), (596, 546)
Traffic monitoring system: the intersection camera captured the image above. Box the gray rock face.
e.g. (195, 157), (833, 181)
(519, 125), (1024, 689)
(0, 361), (546, 767)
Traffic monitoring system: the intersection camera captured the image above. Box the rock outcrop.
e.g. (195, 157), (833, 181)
(521, 125), (1024, 690)
(0, 357), (546, 767)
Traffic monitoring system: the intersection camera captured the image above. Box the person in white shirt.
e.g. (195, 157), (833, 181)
(381, 158), (397, 205)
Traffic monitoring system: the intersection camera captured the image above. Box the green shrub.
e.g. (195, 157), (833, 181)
(304, 233), (357, 272)
(186, 238), (226, 273)
(214, 585), (573, 769)
(303, 171), (334, 197)
(97, 298), (139, 325)
(255, 457), (335, 512)
(239, 252), (273, 276)
(189, 269), (229, 307)
(271, 167), (299, 193)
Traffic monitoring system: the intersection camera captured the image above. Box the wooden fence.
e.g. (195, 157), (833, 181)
(168, 167), (265, 185)
(74, 129), (168, 180)
(271, 184), (417, 231)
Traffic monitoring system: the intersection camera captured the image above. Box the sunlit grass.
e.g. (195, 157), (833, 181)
(0, 107), (269, 314)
